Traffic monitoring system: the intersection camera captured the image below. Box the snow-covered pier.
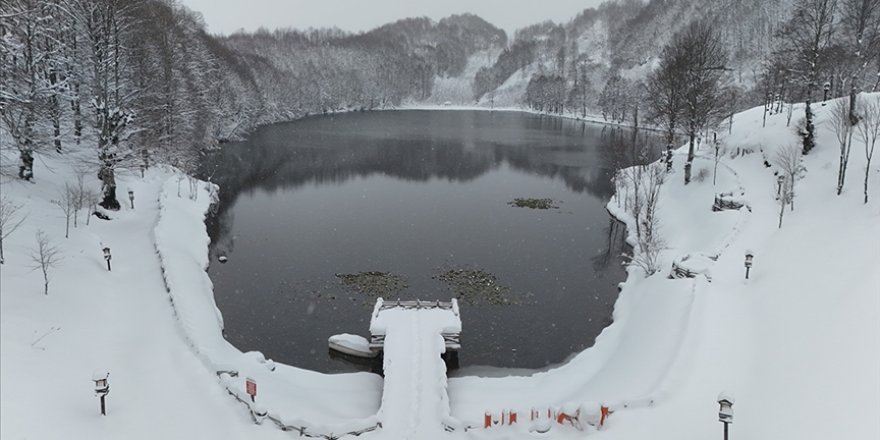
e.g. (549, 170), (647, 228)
(370, 298), (462, 437)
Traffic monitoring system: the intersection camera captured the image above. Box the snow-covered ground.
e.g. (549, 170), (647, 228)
(1, 95), (878, 439)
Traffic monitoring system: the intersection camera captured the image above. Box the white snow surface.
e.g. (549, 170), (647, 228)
(328, 333), (374, 358)
(369, 302), (461, 438)
(1, 94), (878, 439)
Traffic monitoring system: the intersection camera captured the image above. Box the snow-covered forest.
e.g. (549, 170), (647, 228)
(4, 0), (879, 192)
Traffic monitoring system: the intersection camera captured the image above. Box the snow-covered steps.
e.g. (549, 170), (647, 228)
(370, 298), (462, 438)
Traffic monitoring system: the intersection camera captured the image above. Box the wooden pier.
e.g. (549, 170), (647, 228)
(368, 299), (461, 354)
(368, 297), (463, 436)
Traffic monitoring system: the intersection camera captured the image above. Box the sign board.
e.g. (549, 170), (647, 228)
(245, 377), (257, 398)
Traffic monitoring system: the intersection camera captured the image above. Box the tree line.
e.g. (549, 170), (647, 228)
(1, 0), (506, 210)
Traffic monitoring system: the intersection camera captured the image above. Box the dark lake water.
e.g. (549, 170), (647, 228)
(203, 110), (656, 374)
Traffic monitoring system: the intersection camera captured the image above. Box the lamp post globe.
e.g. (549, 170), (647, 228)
(103, 247), (112, 271)
(744, 250), (754, 279)
(717, 392), (734, 440)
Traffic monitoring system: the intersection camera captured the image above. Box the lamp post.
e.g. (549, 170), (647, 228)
(128, 190), (134, 209)
(718, 393), (734, 440)
(823, 82), (831, 103)
(776, 175), (785, 198)
(103, 247), (112, 271)
(93, 370), (110, 416)
(744, 251), (754, 279)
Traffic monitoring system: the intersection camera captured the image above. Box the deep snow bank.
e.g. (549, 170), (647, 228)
(153, 171), (382, 434)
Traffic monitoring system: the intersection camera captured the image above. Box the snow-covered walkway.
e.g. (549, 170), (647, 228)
(370, 300), (461, 438)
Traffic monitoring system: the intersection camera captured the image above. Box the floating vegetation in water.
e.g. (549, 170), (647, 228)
(434, 268), (510, 305)
(336, 271), (407, 299)
(508, 198), (558, 210)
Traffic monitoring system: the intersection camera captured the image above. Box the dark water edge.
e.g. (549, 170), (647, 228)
(201, 110), (660, 373)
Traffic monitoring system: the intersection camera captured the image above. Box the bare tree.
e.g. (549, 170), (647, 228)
(84, 189), (101, 226)
(713, 137), (723, 186)
(774, 144), (806, 210)
(831, 97), (857, 194)
(776, 177), (794, 228)
(856, 97), (880, 202)
(631, 163), (666, 276)
(72, 171), (88, 228)
(646, 37), (686, 173)
(779, 0), (838, 155)
(839, 0), (880, 126)
(668, 21), (729, 184)
(29, 230), (61, 295)
(620, 159), (666, 276)
(52, 183), (75, 238)
(0, 194), (28, 264)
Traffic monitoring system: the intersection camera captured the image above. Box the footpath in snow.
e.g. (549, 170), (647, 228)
(369, 299), (461, 438)
(1, 95), (878, 440)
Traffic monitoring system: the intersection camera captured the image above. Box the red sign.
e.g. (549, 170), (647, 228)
(245, 378), (257, 397)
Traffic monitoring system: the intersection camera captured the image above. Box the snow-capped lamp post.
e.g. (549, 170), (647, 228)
(128, 190), (134, 209)
(717, 393), (734, 440)
(776, 175), (785, 198)
(103, 247), (112, 271)
(823, 82), (831, 104)
(744, 251), (754, 279)
(93, 370), (110, 416)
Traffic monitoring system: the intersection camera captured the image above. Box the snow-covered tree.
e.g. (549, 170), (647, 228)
(777, 0), (838, 155)
(839, 0), (880, 125)
(856, 96), (880, 202)
(0, 0), (65, 180)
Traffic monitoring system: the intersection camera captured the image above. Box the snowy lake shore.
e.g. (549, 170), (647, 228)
(2, 96), (878, 439)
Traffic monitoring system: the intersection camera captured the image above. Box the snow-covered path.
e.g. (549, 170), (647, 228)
(371, 303), (460, 438)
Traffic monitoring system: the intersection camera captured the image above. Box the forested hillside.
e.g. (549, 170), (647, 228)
(3, 0), (878, 211)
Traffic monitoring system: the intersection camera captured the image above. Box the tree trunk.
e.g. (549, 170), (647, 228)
(19, 149), (34, 181)
(763, 102), (768, 127)
(848, 78), (859, 125)
(803, 100), (815, 154)
(778, 199), (785, 229)
(837, 132), (853, 195)
(866, 158), (872, 203)
(98, 164), (120, 210)
(73, 85), (82, 144)
(685, 131), (695, 185)
(54, 117), (62, 153)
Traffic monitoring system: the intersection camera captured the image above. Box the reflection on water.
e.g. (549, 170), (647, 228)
(201, 110), (659, 373)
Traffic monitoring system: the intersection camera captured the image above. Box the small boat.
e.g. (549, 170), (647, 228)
(328, 333), (377, 358)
